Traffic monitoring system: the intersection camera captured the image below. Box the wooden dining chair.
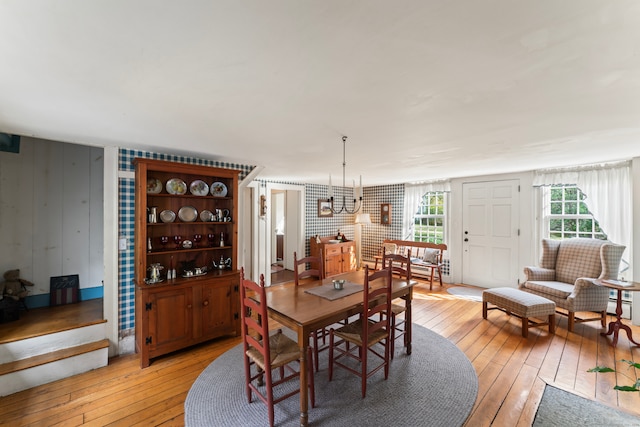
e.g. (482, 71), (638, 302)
(239, 268), (315, 427)
(328, 265), (393, 398)
(293, 251), (324, 286)
(382, 252), (411, 359)
(293, 251), (339, 372)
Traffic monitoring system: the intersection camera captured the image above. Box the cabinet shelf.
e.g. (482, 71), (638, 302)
(140, 269), (238, 288)
(147, 194), (232, 201)
(147, 246), (232, 256)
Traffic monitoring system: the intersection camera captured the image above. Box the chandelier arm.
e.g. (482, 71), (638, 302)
(328, 135), (363, 214)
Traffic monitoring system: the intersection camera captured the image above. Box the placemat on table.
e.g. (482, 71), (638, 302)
(304, 281), (362, 300)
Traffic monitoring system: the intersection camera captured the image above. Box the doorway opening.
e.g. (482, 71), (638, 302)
(265, 184), (305, 286)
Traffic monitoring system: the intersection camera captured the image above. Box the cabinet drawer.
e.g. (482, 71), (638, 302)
(325, 245), (342, 256)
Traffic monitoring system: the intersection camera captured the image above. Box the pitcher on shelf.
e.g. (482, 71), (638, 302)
(212, 256), (232, 270)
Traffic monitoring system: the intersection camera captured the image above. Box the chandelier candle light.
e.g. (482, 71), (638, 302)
(327, 136), (363, 214)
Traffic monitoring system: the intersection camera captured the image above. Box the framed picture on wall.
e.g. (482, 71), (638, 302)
(318, 199), (333, 217)
(380, 203), (391, 224)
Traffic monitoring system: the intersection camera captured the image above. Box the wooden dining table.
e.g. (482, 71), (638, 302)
(261, 269), (417, 427)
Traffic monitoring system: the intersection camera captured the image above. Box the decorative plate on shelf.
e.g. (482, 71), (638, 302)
(200, 209), (213, 222)
(210, 182), (228, 197)
(189, 180), (209, 196)
(182, 239), (193, 249)
(147, 178), (163, 194)
(159, 210), (176, 223)
(166, 178), (187, 195)
(178, 206), (198, 222)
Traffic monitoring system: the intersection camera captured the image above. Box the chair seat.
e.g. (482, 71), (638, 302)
(391, 302), (406, 315)
(521, 280), (574, 299)
(333, 319), (389, 347)
(246, 331), (300, 371)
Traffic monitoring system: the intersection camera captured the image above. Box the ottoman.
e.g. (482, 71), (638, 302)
(482, 287), (556, 338)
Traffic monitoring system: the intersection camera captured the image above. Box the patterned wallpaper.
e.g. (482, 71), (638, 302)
(301, 183), (405, 261)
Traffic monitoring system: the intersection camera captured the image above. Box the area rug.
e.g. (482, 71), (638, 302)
(533, 385), (640, 426)
(185, 324), (478, 426)
(447, 286), (484, 302)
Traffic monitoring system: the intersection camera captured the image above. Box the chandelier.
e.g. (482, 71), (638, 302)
(327, 136), (363, 214)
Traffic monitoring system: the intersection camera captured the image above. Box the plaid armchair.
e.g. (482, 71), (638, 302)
(520, 238), (625, 332)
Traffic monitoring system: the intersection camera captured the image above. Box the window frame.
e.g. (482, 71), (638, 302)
(543, 185), (606, 241)
(412, 191), (446, 244)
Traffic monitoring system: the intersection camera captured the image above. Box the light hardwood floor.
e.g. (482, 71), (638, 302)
(1, 280), (639, 426)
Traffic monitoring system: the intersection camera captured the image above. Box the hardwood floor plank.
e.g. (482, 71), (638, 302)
(492, 363), (539, 427)
(554, 324), (583, 389)
(574, 323), (598, 398)
(516, 376), (547, 427)
(128, 396), (186, 427)
(2, 280), (639, 426)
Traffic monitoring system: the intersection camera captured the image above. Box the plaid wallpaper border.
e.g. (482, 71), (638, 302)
(118, 149), (254, 179)
(118, 177), (136, 330)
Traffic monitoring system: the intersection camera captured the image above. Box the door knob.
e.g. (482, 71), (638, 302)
(464, 238), (469, 242)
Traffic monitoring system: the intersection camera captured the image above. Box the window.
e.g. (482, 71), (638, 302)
(546, 185), (606, 240)
(413, 192), (445, 244)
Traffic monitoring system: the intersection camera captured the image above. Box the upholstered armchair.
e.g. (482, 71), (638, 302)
(520, 238), (625, 332)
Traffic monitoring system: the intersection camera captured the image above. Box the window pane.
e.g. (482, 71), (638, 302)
(549, 219), (562, 231)
(579, 202), (590, 215)
(413, 191), (445, 244)
(564, 202), (577, 214)
(564, 188), (578, 200)
(578, 218), (593, 232)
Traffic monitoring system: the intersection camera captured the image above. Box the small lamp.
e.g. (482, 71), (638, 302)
(355, 213), (372, 225)
(354, 213), (372, 269)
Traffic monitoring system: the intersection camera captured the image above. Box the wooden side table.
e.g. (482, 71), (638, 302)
(594, 279), (640, 347)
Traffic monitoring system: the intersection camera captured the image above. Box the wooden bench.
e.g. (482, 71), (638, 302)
(373, 239), (447, 290)
(482, 287), (556, 338)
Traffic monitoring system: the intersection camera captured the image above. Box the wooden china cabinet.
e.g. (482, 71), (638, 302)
(133, 158), (240, 368)
(310, 236), (356, 277)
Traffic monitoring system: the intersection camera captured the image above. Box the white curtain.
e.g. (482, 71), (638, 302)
(403, 180), (451, 240)
(533, 161), (631, 270)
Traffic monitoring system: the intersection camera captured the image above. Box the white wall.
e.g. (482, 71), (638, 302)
(0, 138), (104, 296)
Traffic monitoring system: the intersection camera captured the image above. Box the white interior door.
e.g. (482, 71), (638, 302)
(462, 180), (520, 288)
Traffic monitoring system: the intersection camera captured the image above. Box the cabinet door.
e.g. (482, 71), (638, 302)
(325, 254), (343, 277)
(342, 244), (356, 272)
(198, 278), (237, 339)
(147, 287), (192, 353)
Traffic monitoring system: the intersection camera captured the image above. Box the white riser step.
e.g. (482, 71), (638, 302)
(0, 339), (109, 396)
(0, 322), (106, 363)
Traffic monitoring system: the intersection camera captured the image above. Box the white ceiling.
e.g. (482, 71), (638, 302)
(1, 1), (639, 186)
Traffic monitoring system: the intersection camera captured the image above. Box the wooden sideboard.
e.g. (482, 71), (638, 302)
(309, 236), (356, 277)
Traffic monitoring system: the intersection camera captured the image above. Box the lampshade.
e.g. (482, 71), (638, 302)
(355, 213), (372, 224)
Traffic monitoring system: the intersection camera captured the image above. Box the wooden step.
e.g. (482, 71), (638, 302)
(0, 299), (104, 344)
(0, 339), (109, 376)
